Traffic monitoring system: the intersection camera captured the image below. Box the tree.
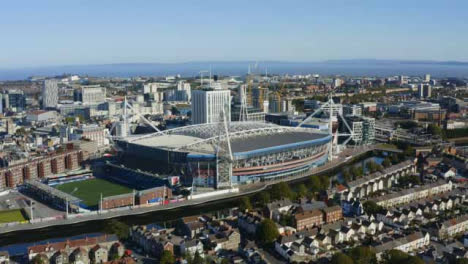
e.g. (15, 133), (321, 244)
(342, 169), (352, 182)
(403, 145), (414, 157)
(193, 251), (203, 264)
(171, 106), (180, 115)
(307, 175), (322, 192)
(256, 192), (270, 207)
(184, 252), (193, 264)
(160, 250), (175, 264)
(331, 252), (354, 264)
(319, 175), (330, 190)
(456, 259), (468, 264)
(296, 184), (308, 199)
(104, 220), (129, 240)
(109, 252), (120, 261)
(363, 201), (385, 216)
(239, 196), (253, 211)
(391, 153), (400, 164)
(382, 157), (392, 168)
(366, 160), (378, 173)
(376, 164), (383, 171)
(398, 175), (421, 187)
(292, 99), (305, 112)
(31, 254), (48, 264)
(15, 127), (26, 136)
(382, 250), (424, 264)
(220, 258), (230, 264)
(349, 246), (376, 264)
(257, 219), (279, 245)
(270, 184), (282, 200)
(271, 182), (294, 200)
(427, 124), (443, 137)
(351, 166), (364, 179)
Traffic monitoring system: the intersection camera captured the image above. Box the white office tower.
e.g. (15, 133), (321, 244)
(76, 85), (106, 104)
(176, 81), (191, 101)
(42, 79), (59, 109)
(143, 83), (163, 102)
(418, 84), (432, 98)
(191, 89), (231, 124)
(333, 78), (343, 88)
(425, 74), (431, 82)
(144, 83), (158, 94)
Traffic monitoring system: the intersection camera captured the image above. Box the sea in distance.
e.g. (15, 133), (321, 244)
(1, 60), (468, 81)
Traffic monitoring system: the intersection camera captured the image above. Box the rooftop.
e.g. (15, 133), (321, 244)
(128, 121), (329, 156)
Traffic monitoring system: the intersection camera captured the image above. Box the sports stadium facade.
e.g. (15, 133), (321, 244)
(117, 122), (331, 188)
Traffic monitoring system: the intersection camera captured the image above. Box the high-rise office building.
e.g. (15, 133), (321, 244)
(74, 85), (106, 104)
(42, 79), (59, 109)
(251, 86), (268, 113)
(398, 75), (408, 85)
(418, 84), (432, 98)
(1, 90), (26, 112)
(343, 105), (362, 116)
(424, 74), (431, 82)
(191, 89), (231, 124)
(176, 81), (191, 101)
(343, 115), (375, 145)
(143, 83), (164, 102)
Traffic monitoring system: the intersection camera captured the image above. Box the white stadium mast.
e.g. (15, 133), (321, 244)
(108, 96), (161, 142)
(214, 104), (234, 189)
(296, 92), (354, 161)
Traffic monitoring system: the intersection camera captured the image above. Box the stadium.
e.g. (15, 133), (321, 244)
(117, 121), (332, 189)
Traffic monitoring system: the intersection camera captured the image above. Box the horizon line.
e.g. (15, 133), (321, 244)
(2, 58), (468, 71)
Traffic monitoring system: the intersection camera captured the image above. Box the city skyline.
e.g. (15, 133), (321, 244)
(1, 0), (468, 68)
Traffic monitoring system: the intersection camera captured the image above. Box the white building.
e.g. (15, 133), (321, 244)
(143, 83), (164, 102)
(191, 89), (231, 124)
(425, 74), (431, 82)
(143, 83), (158, 94)
(42, 79), (59, 109)
(375, 232), (430, 260)
(74, 125), (108, 146)
(26, 110), (57, 123)
(176, 80), (191, 101)
(418, 84), (432, 98)
(75, 85), (106, 104)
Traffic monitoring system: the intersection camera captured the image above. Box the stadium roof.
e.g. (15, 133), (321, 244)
(25, 180), (81, 203)
(128, 121), (330, 156)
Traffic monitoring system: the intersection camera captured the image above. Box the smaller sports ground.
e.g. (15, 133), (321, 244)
(0, 209), (28, 224)
(55, 178), (132, 208)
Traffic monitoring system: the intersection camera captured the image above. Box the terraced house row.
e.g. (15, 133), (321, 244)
(27, 234), (124, 264)
(438, 214), (468, 239)
(373, 180), (453, 208)
(342, 160), (415, 201)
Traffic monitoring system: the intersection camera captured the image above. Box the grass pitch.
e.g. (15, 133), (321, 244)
(56, 178), (132, 208)
(0, 209), (27, 223)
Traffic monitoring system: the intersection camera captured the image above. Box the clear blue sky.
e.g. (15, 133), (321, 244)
(1, 0), (467, 68)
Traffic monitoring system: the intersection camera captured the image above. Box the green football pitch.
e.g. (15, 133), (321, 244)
(0, 209), (28, 223)
(55, 178), (132, 208)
